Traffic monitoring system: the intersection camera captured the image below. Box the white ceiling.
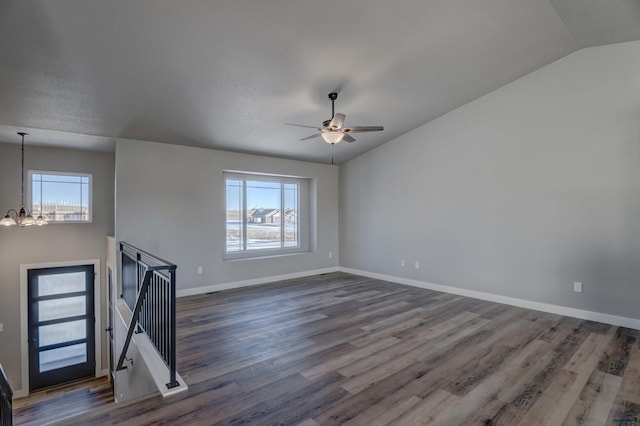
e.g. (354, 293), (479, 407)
(0, 0), (638, 164)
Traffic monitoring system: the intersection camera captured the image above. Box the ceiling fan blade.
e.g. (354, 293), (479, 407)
(329, 113), (345, 129)
(285, 123), (323, 130)
(343, 126), (384, 133)
(300, 133), (322, 141)
(342, 133), (356, 143)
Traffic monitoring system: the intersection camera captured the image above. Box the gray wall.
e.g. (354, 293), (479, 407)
(0, 142), (115, 392)
(115, 139), (339, 291)
(340, 41), (640, 319)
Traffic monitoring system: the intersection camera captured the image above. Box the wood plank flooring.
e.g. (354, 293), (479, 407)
(15, 272), (640, 425)
(13, 377), (113, 425)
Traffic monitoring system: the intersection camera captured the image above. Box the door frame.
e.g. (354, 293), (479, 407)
(106, 261), (115, 388)
(19, 259), (102, 397)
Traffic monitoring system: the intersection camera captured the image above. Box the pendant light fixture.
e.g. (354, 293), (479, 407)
(0, 132), (48, 227)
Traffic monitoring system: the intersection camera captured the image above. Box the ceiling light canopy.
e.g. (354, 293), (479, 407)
(1, 132), (48, 227)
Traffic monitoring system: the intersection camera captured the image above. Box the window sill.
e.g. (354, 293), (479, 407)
(224, 250), (311, 263)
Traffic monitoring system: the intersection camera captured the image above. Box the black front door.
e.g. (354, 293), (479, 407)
(28, 265), (96, 391)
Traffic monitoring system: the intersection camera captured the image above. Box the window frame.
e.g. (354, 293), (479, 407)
(28, 170), (93, 224)
(224, 171), (309, 260)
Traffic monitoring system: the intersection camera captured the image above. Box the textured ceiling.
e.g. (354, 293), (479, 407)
(0, 0), (638, 164)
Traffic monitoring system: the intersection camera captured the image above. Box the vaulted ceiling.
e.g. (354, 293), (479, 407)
(1, 0), (639, 164)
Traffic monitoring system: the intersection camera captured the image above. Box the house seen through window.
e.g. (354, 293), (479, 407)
(30, 171), (92, 223)
(225, 172), (308, 257)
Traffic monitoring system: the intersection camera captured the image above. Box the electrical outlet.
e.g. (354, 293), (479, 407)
(573, 281), (582, 293)
(197, 266), (203, 275)
(400, 259), (405, 267)
(415, 261), (420, 270)
(329, 251), (333, 259)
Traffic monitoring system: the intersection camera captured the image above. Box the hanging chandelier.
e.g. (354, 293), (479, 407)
(0, 132), (48, 227)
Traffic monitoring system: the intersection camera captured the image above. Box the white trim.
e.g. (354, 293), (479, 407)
(94, 262), (102, 378)
(27, 170), (93, 224)
(176, 267), (340, 297)
(18, 259), (102, 397)
(132, 324), (188, 397)
(105, 259), (116, 382)
(13, 389), (28, 398)
(223, 171), (310, 261)
(114, 300), (187, 399)
(339, 267), (640, 330)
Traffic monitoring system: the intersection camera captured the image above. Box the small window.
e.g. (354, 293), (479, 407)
(225, 172), (309, 258)
(29, 171), (92, 223)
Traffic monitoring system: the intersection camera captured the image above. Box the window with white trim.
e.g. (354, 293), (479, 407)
(29, 171), (92, 223)
(225, 172), (309, 258)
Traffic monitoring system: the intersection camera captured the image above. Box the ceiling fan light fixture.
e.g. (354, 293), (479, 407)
(322, 131), (344, 144)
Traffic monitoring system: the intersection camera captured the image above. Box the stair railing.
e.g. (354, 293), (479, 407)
(118, 242), (179, 389)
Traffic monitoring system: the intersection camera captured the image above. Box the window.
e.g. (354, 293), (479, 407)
(225, 172), (308, 258)
(29, 171), (92, 223)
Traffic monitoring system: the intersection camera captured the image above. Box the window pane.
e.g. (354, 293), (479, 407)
(30, 172), (91, 222)
(284, 183), (299, 247)
(39, 296), (86, 322)
(37, 174), (83, 184)
(247, 180), (281, 250)
(39, 320), (86, 347)
(225, 173), (306, 256)
(226, 179), (243, 252)
(38, 272), (86, 296)
(32, 182), (42, 214)
(40, 343), (87, 372)
(81, 183), (89, 206)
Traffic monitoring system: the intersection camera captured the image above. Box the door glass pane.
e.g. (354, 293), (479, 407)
(39, 343), (87, 372)
(39, 320), (86, 347)
(38, 272), (85, 296)
(38, 296), (86, 321)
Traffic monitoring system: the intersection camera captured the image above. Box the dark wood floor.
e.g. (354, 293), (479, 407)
(13, 376), (113, 425)
(15, 272), (640, 425)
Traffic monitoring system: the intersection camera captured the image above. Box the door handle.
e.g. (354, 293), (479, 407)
(105, 327), (113, 332)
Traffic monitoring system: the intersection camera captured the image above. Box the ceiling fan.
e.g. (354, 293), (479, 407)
(286, 92), (384, 144)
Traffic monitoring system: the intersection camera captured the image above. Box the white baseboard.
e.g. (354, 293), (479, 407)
(339, 267), (640, 330)
(13, 388), (28, 398)
(176, 264), (640, 330)
(176, 267), (340, 297)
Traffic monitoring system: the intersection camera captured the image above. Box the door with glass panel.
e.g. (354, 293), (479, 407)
(28, 265), (95, 391)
